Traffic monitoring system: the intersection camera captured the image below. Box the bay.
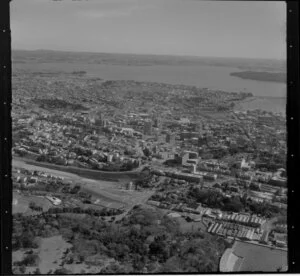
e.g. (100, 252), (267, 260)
(14, 63), (285, 98)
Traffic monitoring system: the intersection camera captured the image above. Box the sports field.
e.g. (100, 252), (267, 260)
(220, 240), (288, 272)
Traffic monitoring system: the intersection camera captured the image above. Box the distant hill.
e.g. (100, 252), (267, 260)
(12, 49), (286, 72)
(230, 71), (286, 83)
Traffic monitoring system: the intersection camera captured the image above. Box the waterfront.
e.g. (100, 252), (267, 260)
(14, 62), (286, 98)
(234, 96), (286, 115)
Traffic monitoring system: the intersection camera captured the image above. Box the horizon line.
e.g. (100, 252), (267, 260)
(12, 48), (286, 62)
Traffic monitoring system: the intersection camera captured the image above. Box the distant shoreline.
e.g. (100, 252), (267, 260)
(230, 71), (286, 83)
(12, 48), (286, 63)
(12, 49), (286, 72)
(12, 50), (286, 97)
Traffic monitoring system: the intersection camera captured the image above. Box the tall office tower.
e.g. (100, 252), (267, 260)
(198, 135), (207, 147)
(143, 120), (152, 135)
(95, 111), (103, 126)
(154, 117), (162, 128)
(96, 111), (103, 121)
(198, 120), (203, 136)
(102, 119), (109, 127)
(166, 133), (176, 145)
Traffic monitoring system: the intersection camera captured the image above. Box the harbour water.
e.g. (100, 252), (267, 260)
(15, 62), (286, 98)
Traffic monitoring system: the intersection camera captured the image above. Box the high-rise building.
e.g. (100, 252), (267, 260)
(143, 120), (152, 135)
(198, 121), (204, 135)
(102, 119), (109, 127)
(166, 133), (176, 145)
(156, 133), (166, 143)
(154, 117), (162, 128)
(95, 111), (103, 126)
(198, 135), (206, 147)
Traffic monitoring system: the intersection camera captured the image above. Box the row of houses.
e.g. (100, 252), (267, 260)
(147, 200), (201, 215)
(17, 169), (64, 180)
(152, 167), (217, 183)
(208, 221), (260, 241)
(164, 171), (204, 184)
(221, 213), (266, 227)
(200, 207), (266, 228)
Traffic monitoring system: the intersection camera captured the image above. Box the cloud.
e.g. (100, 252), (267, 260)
(77, 2), (155, 19)
(78, 10), (131, 18)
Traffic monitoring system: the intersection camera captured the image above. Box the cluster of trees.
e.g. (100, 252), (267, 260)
(29, 201), (43, 212)
(216, 105), (231, 112)
(272, 225), (287, 234)
(120, 161), (139, 171)
(188, 188), (244, 213)
(134, 172), (155, 189)
(60, 184), (81, 194)
(246, 200), (284, 218)
(13, 253), (39, 267)
(13, 206), (230, 273)
(73, 147), (93, 158)
(188, 187), (285, 218)
(36, 154), (70, 166)
(46, 206), (123, 217)
(71, 71), (87, 75)
(33, 98), (88, 111)
(21, 178), (80, 197)
(101, 161), (139, 172)
(12, 228), (39, 250)
(211, 148), (229, 159)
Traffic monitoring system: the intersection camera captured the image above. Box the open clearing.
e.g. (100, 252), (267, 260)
(220, 240), (288, 272)
(38, 235), (72, 274)
(13, 191), (53, 214)
(36, 235), (109, 274)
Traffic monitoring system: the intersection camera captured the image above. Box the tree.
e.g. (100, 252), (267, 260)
(53, 267), (72, 274)
(223, 198), (243, 212)
(22, 253), (39, 266)
(162, 256), (182, 272)
(20, 232), (38, 248)
(19, 265), (26, 274)
(143, 147), (151, 157)
(33, 268), (41, 274)
(70, 185), (81, 194)
(36, 154), (47, 162)
(100, 262), (124, 274)
(149, 237), (170, 262)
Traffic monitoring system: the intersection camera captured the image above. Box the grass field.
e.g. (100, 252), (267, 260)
(13, 191), (53, 214)
(12, 234), (113, 274)
(231, 241), (287, 272)
(37, 236), (72, 274)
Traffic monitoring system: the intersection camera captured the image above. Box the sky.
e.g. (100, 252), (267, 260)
(11, 0), (286, 59)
